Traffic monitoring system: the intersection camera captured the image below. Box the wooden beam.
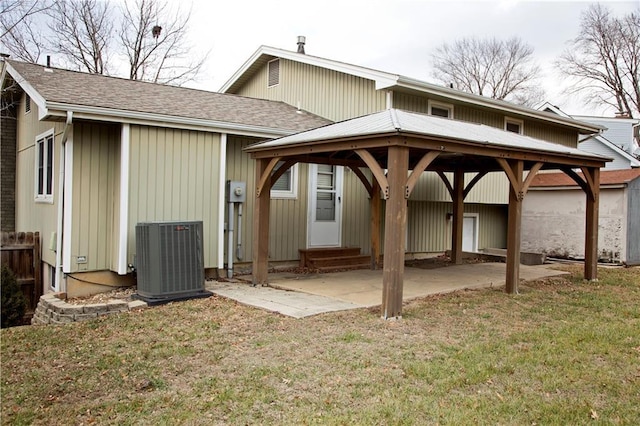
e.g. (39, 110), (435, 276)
(584, 167), (600, 281)
(348, 165), (374, 198)
(504, 160), (524, 294)
(252, 158), (271, 285)
(451, 169), (465, 264)
(405, 151), (440, 198)
(381, 145), (409, 319)
(355, 149), (390, 199)
(370, 179), (381, 269)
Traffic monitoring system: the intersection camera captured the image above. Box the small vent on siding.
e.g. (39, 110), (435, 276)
(268, 59), (280, 87)
(25, 94), (31, 113)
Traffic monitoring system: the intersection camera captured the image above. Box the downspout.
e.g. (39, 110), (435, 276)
(55, 110), (73, 291)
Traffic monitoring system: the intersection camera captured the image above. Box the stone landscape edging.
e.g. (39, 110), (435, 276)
(31, 292), (148, 325)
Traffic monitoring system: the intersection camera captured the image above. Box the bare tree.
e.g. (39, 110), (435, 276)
(557, 4), (640, 118)
(430, 37), (544, 106)
(47, 0), (112, 74)
(1, 0), (53, 63)
(119, 0), (207, 85)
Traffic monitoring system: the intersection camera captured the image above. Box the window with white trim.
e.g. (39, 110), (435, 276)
(35, 130), (54, 202)
(268, 59), (280, 87)
(504, 117), (524, 134)
(428, 100), (454, 118)
(271, 161), (298, 199)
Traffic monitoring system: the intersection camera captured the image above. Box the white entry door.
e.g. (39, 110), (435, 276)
(462, 214), (479, 252)
(308, 164), (343, 247)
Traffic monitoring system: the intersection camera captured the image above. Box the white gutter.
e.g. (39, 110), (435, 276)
(55, 111), (73, 291)
(117, 124), (131, 274)
(218, 134), (227, 273)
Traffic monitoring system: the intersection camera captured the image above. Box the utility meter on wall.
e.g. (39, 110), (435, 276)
(226, 180), (246, 203)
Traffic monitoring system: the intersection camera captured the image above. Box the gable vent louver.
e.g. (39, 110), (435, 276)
(268, 59), (280, 87)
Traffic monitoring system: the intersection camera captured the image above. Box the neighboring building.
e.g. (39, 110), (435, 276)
(222, 44), (601, 259)
(523, 169), (640, 265)
(0, 58), (328, 296)
(574, 115), (640, 159)
(524, 103), (640, 265)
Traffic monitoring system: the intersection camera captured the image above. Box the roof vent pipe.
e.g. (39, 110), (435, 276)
(297, 36), (306, 54)
(47, 55), (51, 68)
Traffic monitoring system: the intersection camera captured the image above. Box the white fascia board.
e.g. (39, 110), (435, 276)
(220, 45), (399, 93)
(3, 62), (49, 119)
(395, 77), (603, 134)
(44, 102), (293, 138)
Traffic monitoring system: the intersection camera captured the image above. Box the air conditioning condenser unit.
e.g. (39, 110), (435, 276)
(135, 221), (211, 305)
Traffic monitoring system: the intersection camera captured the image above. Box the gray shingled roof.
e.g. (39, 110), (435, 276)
(6, 60), (330, 132)
(247, 109), (610, 162)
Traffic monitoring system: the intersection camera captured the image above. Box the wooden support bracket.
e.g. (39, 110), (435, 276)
(348, 165), (374, 198)
(355, 149), (389, 199)
(405, 151), (440, 198)
(256, 157), (281, 197)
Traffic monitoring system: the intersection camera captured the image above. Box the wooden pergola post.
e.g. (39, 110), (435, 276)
(252, 158), (271, 285)
(381, 145), (409, 319)
(451, 169), (465, 264)
(370, 178), (381, 269)
(504, 160), (524, 294)
(584, 167), (600, 281)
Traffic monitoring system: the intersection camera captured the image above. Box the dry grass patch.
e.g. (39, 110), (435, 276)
(2, 265), (639, 425)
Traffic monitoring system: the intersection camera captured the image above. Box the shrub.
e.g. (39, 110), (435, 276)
(1, 264), (27, 328)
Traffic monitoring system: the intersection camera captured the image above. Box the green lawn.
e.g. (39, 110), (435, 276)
(2, 265), (639, 425)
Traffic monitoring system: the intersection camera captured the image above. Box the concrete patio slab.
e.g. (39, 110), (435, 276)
(209, 263), (567, 318)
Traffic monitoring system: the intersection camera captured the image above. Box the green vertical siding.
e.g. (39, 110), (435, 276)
(235, 59), (387, 121)
(341, 167), (372, 254)
(407, 201), (507, 253)
(15, 96), (64, 267)
(128, 125), (221, 268)
(70, 122), (118, 272)
(226, 135), (310, 263)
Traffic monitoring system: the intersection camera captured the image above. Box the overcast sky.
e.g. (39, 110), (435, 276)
(181, 0), (637, 117)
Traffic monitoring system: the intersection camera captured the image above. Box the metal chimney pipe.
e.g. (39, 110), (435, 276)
(297, 36), (306, 54)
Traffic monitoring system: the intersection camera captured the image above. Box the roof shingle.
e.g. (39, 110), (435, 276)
(530, 168), (640, 187)
(6, 60), (330, 132)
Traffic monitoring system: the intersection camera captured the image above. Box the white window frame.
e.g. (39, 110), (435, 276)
(271, 162), (298, 199)
(504, 117), (524, 134)
(267, 58), (280, 88)
(35, 129), (54, 203)
(428, 100), (454, 119)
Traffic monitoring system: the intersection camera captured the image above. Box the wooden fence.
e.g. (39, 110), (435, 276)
(1, 232), (42, 322)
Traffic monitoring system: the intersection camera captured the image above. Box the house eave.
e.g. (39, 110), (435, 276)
(44, 102), (294, 138)
(2, 61), (49, 119)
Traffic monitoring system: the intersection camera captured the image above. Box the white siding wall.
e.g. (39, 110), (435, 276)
(522, 188), (628, 262)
